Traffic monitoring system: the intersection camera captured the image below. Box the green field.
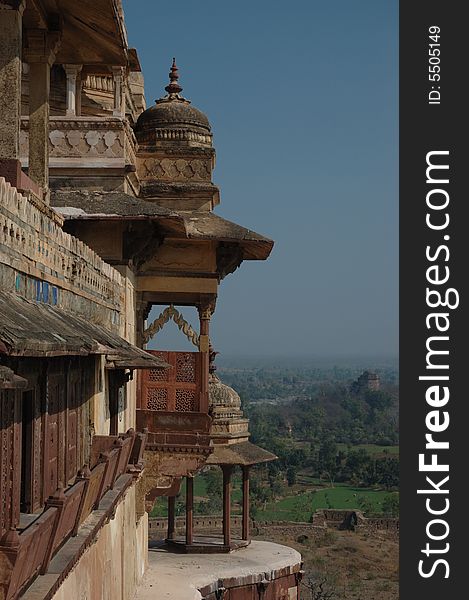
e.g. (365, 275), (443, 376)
(257, 484), (393, 522)
(151, 478), (396, 520)
(150, 474), (245, 517)
(336, 444), (399, 456)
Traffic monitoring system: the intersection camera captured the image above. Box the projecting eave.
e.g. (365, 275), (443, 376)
(0, 291), (169, 370)
(205, 441), (277, 466)
(51, 191), (187, 235)
(179, 211), (274, 261)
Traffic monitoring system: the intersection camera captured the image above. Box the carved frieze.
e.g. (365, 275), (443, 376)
(138, 156), (211, 182)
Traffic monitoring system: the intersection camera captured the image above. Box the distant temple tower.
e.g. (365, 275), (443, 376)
(351, 371), (381, 394)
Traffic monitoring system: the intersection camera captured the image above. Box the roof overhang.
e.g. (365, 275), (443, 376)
(51, 193), (274, 262)
(205, 441), (277, 466)
(0, 291), (168, 369)
(22, 0), (128, 68)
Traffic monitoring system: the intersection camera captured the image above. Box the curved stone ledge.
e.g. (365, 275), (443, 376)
(135, 540), (302, 600)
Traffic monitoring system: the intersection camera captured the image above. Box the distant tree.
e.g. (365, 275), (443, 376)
(374, 458), (399, 489)
(364, 390), (393, 412)
(317, 438), (338, 486)
(286, 466), (297, 487)
(357, 496), (374, 516)
(382, 493), (399, 517)
(204, 468), (222, 497)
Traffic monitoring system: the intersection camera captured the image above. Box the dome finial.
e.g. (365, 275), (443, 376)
(165, 57), (183, 96)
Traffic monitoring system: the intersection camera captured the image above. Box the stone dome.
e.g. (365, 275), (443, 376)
(209, 374), (241, 409)
(136, 100), (211, 133)
(135, 59), (212, 147)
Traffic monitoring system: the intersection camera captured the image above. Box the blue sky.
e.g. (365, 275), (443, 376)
(123, 0), (398, 359)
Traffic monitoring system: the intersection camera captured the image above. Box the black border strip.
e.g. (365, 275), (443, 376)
(400, 2), (465, 597)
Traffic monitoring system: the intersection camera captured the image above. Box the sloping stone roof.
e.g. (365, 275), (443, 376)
(51, 190), (184, 225)
(51, 192), (273, 260)
(205, 441), (277, 466)
(0, 291), (169, 370)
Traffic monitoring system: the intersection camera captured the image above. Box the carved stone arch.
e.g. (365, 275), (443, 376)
(143, 305), (200, 348)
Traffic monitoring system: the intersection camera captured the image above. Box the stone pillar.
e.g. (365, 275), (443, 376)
(0, 1), (25, 160)
(63, 64), (82, 116)
(167, 496), (176, 541)
(222, 465), (232, 547)
(76, 69), (82, 116)
(136, 299), (149, 350)
(112, 66), (125, 117)
(24, 29), (61, 195)
(198, 300), (213, 413)
(185, 475), (194, 546)
(242, 465), (250, 541)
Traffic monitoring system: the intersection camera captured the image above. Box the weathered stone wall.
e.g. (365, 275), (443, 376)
(0, 176), (125, 330)
(0, 176), (143, 436)
(311, 509), (399, 538)
(48, 487), (148, 600)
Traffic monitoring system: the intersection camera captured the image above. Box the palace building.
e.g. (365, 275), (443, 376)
(0, 2), (301, 598)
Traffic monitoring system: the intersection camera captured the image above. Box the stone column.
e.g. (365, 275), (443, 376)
(136, 299), (149, 350)
(24, 29), (61, 195)
(167, 495), (176, 541)
(76, 69), (83, 116)
(242, 465), (250, 541)
(63, 64), (82, 116)
(185, 475), (194, 546)
(222, 465), (232, 547)
(112, 66), (125, 117)
(198, 300), (214, 413)
(0, 1), (25, 160)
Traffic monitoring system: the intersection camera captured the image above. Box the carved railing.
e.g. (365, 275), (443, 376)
(0, 430), (145, 600)
(137, 351), (212, 455)
(0, 177), (124, 313)
(137, 410), (211, 452)
(20, 116), (137, 170)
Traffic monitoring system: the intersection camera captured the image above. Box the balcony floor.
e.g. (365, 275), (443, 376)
(134, 540), (302, 600)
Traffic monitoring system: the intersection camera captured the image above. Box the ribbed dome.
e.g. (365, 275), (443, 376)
(209, 374), (241, 409)
(135, 59), (212, 147)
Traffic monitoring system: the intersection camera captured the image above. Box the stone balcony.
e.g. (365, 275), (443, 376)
(135, 351), (213, 517)
(134, 540), (302, 600)
(19, 116), (139, 193)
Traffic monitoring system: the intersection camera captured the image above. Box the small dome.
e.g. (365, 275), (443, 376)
(209, 374), (241, 409)
(135, 59), (212, 147)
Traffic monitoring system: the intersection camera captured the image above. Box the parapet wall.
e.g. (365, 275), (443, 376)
(149, 510), (400, 543)
(0, 176), (125, 331)
(311, 509), (399, 537)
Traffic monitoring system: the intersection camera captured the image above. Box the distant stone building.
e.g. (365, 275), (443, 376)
(350, 371), (381, 394)
(0, 2), (301, 599)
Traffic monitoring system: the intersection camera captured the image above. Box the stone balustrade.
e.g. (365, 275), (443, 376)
(0, 177), (125, 318)
(83, 74), (114, 94)
(20, 115), (137, 170)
